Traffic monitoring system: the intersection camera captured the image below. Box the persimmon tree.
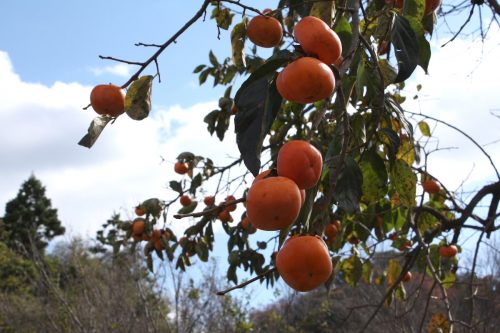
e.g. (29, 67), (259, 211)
(78, 0), (499, 331)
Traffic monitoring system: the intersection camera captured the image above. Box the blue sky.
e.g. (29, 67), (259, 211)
(1, 1), (499, 305)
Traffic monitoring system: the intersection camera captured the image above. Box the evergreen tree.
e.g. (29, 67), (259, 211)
(1, 175), (65, 256)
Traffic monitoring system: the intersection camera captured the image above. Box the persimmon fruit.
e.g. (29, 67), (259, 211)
(246, 14), (283, 48)
(246, 176), (302, 231)
(218, 209), (233, 223)
(135, 206), (145, 216)
(180, 195), (192, 207)
(277, 140), (323, 190)
(203, 195), (215, 206)
(276, 57), (335, 104)
(293, 16), (342, 65)
(439, 244), (458, 258)
(90, 84), (125, 117)
(225, 195), (237, 212)
(323, 223), (338, 241)
(131, 218), (146, 236)
(276, 235), (333, 292)
(253, 169), (274, 184)
(241, 216), (257, 234)
(174, 161), (189, 175)
(423, 179), (441, 194)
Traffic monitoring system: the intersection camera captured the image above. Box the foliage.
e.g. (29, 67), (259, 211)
(1, 175), (65, 256)
(76, 0), (500, 331)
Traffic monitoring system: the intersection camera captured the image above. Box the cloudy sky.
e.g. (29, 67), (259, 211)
(0, 1), (499, 300)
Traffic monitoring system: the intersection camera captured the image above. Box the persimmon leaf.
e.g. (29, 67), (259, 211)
(391, 15), (419, 82)
(234, 75), (282, 176)
(125, 75), (153, 120)
(78, 115), (112, 148)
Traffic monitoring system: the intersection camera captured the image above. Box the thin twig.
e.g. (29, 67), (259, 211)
(404, 110), (500, 180)
(120, 0), (213, 89)
(216, 267), (276, 295)
(174, 197), (245, 219)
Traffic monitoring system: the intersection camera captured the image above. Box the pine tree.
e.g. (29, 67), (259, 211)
(1, 175), (65, 256)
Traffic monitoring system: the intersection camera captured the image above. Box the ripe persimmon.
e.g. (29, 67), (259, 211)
(253, 169), (274, 184)
(131, 218), (146, 236)
(276, 235), (333, 292)
(241, 216), (257, 234)
(299, 189), (306, 205)
(246, 176), (302, 231)
(180, 195), (192, 207)
(203, 195), (215, 206)
(439, 244), (458, 258)
(224, 195), (237, 212)
(422, 179), (441, 194)
(425, 0), (441, 15)
(90, 84), (125, 117)
(218, 209), (233, 223)
(174, 161), (189, 175)
(246, 14), (283, 48)
(277, 140), (323, 190)
(276, 57), (335, 104)
(135, 206), (145, 216)
(293, 16), (342, 65)
(324, 223), (338, 241)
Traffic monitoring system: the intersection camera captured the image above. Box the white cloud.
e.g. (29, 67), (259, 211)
(89, 63), (133, 78)
(0, 50), (244, 240)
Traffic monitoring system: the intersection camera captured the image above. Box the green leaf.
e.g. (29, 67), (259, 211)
(334, 16), (352, 57)
(421, 11), (436, 36)
(212, 7), (233, 30)
(378, 59), (397, 87)
(402, 0), (425, 18)
(169, 181), (183, 194)
(193, 64), (206, 73)
(189, 173), (203, 195)
(195, 241), (209, 262)
(231, 20), (247, 70)
(199, 68), (211, 85)
(360, 150), (388, 202)
(332, 156), (363, 213)
(390, 159), (417, 207)
(177, 201), (198, 215)
(390, 15), (419, 82)
(397, 135), (416, 166)
(380, 127), (400, 163)
(362, 260), (373, 284)
(309, 0), (335, 25)
(209, 50), (219, 67)
(125, 75), (153, 120)
(340, 254), (363, 287)
(78, 115), (112, 148)
(227, 264), (238, 284)
(235, 50), (294, 101)
(386, 258), (401, 287)
(418, 120), (431, 136)
(234, 75), (282, 176)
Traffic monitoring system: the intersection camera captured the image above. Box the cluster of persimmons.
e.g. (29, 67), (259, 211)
(87, 3), (456, 292)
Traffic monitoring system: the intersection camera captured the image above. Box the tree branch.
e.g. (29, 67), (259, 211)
(216, 267), (276, 296)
